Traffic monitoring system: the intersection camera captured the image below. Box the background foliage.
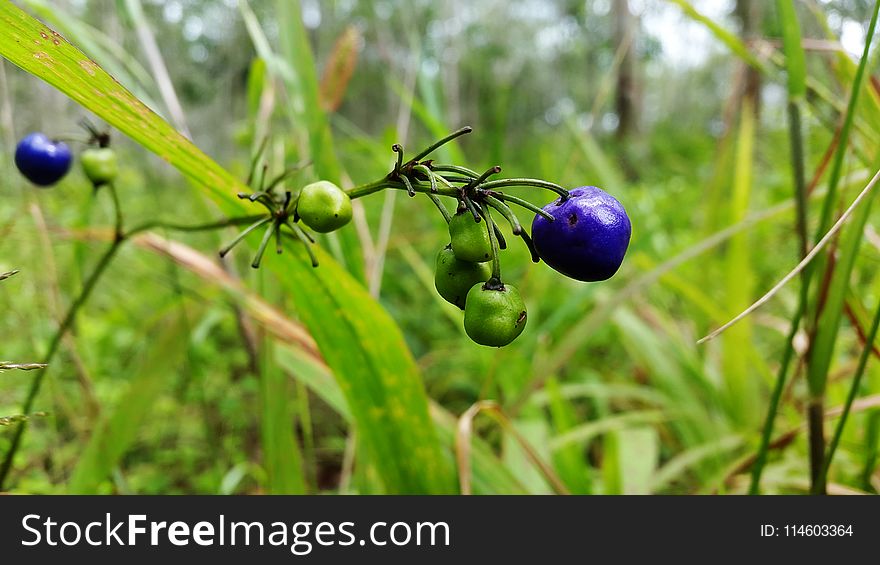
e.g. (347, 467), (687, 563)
(1, 0), (880, 494)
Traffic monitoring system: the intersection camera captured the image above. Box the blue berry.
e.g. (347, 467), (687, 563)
(531, 186), (631, 282)
(14, 133), (73, 187)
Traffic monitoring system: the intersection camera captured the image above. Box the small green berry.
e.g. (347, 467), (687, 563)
(80, 147), (118, 187)
(434, 245), (493, 310)
(449, 210), (493, 263)
(296, 180), (353, 233)
(463, 282), (527, 347)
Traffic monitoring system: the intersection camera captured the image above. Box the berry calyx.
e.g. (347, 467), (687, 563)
(80, 147), (118, 188)
(296, 180), (353, 233)
(531, 186), (631, 282)
(449, 209), (493, 263)
(14, 133), (73, 187)
(434, 245), (493, 310)
(463, 280), (528, 347)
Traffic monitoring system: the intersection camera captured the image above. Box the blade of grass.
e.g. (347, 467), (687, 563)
(722, 96), (757, 425)
(545, 376), (592, 494)
(259, 336), (306, 494)
(456, 400), (569, 495)
(273, 0), (364, 282)
(749, 0), (809, 494)
(806, 0), (880, 495)
(819, 295), (880, 489)
(121, 0), (191, 137)
(698, 167), (880, 345)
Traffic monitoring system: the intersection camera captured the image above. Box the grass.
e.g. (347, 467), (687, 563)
(1, 0), (879, 495)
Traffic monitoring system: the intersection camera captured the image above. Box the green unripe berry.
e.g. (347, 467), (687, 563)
(434, 245), (492, 310)
(80, 147), (118, 187)
(463, 282), (527, 347)
(449, 210), (493, 263)
(296, 180), (353, 233)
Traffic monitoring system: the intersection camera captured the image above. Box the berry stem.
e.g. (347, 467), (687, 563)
(392, 143), (405, 173)
(219, 217), (273, 257)
(427, 193), (452, 223)
(286, 221), (319, 267)
(251, 221), (277, 268)
(345, 178), (459, 199)
(413, 164), (438, 193)
(518, 229), (541, 263)
(264, 164), (308, 192)
(482, 206), (503, 282)
(430, 164), (480, 179)
(408, 126), (473, 164)
(106, 182), (124, 240)
(462, 196), (482, 222)
(483, 195), (523, 235)
(465, 165), (502, 191)
(400, 173), (416, 197)
(128, 214), (267, 236)
(479, 178), (569, 199)
(491, 193), (554, 221)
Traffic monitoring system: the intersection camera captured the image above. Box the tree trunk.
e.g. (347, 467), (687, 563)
(736, 0), (762, 117)
(613, 0), (637, 141)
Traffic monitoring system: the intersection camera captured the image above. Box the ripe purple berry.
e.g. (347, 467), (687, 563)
(14, 133), (73, 187)
(531, 186), (631, 282)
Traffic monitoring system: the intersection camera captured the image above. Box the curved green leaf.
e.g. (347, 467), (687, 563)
(0, 1), (452, 494)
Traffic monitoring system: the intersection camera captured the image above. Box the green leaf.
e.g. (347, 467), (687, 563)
(272, 244), (455, 493)
(260, 339), (306, 494)
(776, 0), (806, 100)
(545, 376), (592, 494)
(807, 1), (880, 397)
(0, 1), (452, 494)
(722, 98), (759, 425)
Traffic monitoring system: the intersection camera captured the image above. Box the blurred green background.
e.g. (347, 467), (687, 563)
(1, 0), (880, 494)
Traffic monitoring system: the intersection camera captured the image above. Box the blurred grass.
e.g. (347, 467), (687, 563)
(1, 0), (880, 495)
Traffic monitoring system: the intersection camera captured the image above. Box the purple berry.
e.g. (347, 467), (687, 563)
(531, 186), (631, 282)
(14, 133), (72, 187)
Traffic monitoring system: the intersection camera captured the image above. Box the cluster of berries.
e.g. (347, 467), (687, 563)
(14, 124), (118, 189)
(13, 125), (631, 347)
(221, 127), (632, 347)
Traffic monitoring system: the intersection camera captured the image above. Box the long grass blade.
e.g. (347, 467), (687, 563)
(698, 167), (880, 344)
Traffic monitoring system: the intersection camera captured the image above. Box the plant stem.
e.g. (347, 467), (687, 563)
(128, 214), (267, 237)
(748, 302), (803, 494)
(0, 211), (273, 489)
(427, 194), (451, 223)
(483, 206), (502, 281)
(479, 178), (568, 198)
(107, 183), (124, 240)
(408, 126), (472, 163)
(430, 164), (480, 178)
(749, 100), (810, 495)
(492, 193), (554, 221)
(484, 195), (523, 234)
(813, 2), (879, 240)
(819, 296), (880, 490)
(0, 239), (122, 489)
(346, 178), (459, 199)
(805, 0), (880, 496)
